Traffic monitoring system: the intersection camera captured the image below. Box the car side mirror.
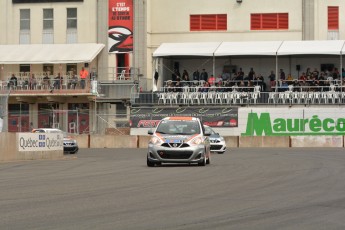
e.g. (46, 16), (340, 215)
(204, 130), (211, 136)
(148, 129), (153, 135)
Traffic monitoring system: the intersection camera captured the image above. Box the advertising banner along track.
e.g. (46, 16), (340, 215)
(130, 107), (238, 128)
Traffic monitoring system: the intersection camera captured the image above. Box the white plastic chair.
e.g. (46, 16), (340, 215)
(200, 92), (208, 104)
(118, 70), (126, 80)
(268, 92), (277, 104)
(69, 122), (76, 134)
(157, 92), (167, 104)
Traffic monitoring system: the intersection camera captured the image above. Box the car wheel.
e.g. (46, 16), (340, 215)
(206, 155), (210, 164)
(147, 157), (155, 167)
(198, 154), (207, 166)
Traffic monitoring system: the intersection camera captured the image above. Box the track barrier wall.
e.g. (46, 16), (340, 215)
(0, 132), (63, 162)
(2, 134), (345, 162)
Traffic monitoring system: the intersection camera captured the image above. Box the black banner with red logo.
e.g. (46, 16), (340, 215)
(130, 107), (238, 128)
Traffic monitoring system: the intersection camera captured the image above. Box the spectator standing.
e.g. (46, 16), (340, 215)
(43, 73), (50, 89)
(248, 68), (255, 81)
(193, 69), (200, 81)
(182, 70), (190, 84)
(268, 70), (276, 91)
(71, 72), (78, 89)
(30, 73), (37, 89)
(280, 69), (286, 80)
(8, 74), (17, 89)
(53, 73), (63, 89)
(200, 69), (208, 82)
(79, 67), (89, 89)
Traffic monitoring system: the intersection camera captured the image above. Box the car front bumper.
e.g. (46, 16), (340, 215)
(148, 143), (207, 164)
(209, 139), (226, 152)
(63, 143), (79, 153)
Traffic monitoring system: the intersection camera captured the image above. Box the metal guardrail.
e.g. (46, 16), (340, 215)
(132, 88), (345, 106)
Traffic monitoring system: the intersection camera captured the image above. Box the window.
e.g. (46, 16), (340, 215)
(19, 64), (30, 73)
(43, 9), (54, 30)
(20, 9), (30, 30)
(20, 9), (30, 44)
(67, 8), (77, 29)
(251, 13), (288, 30)
(67, 8), (77, 43)
(43, 9), (54, 44)
(190, 14), (227, 31)
(328, 6), (339, 30)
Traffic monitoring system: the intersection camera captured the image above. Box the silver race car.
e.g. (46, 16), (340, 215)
(204, 125), (226, 154)
(147, 117), (211, 167)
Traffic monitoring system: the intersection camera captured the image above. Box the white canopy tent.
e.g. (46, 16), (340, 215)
(277, 40), (345, 56)
(153, 40), (345, 91)
(153, 42), (222, 57)
(214, 41), (283, 56)
(0, 43), (105, 64)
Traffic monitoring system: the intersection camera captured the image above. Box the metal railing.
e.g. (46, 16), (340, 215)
(131, 85), (345, 106)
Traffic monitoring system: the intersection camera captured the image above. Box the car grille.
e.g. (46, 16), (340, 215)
(161, 143), (190, 148)
(64, 142), (75, 146)
(210, 139), (220, 143)
(157, 150), (193, 159)
(210, 145), (223, 150)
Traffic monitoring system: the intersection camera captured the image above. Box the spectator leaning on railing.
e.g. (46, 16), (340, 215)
(79, 67), (89, 89)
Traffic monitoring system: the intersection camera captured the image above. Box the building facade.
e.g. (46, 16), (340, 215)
(0, 0), (143, 133)
(1, 0), (345, 133)
(146, 0), (345, 90)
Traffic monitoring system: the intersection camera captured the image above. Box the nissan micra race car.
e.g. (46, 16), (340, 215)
(147, 117), (211, 167)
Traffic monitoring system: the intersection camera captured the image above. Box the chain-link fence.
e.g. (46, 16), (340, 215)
(0, 88), (10, 132)
(3, 107), (131, 135)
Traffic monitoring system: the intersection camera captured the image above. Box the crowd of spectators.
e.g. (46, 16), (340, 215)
(164, 66), (345, 93)
(165, 67), (266, 93)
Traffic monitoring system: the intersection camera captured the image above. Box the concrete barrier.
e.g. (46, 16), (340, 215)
(224, 136), (239, 148)
(72, 134), (89, 149)
(138, 135), (151, 148)
(239, 136), (290, 147)
(2, 133), (345, 163)
(0, 133), (18, 161)
(0, 132), (63, 162)
(291, 136), (343, 147)
(90, 135), (138, 148)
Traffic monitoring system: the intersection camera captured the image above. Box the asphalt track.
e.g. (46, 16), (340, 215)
(0, 148), (345, 230)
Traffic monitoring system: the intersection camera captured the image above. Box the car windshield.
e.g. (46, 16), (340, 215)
(156, 120), (200, 135)
(205, 126), (216, 135)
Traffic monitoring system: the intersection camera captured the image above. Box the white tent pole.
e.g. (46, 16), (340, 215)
(275, 54), (278, 92)
(340, 41), (345, 93)
(275, 41), (284, 93)
(213, 56), (215, 77)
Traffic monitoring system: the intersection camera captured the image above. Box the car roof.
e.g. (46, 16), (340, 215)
(163, 116), (198, 121)
(31, 128), (63, 133)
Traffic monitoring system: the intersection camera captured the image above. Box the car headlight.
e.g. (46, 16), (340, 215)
(150, 136), (162, 145)
(219, 137), (224, 141)
(190, 137), (203, 145)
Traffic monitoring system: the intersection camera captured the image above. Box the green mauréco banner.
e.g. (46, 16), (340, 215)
(130, 107), (238, 128)
(242, 112), (345, 136)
